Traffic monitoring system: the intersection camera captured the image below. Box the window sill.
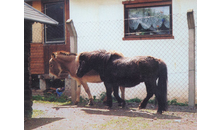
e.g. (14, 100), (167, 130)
(122, 35), (174, 40)
(44, 41), (65, 45)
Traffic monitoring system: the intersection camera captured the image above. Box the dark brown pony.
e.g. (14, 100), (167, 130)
(76, 50), (168, 114)
(49, 51), (125, 105)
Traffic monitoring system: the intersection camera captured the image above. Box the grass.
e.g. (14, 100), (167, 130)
(32, 93), (188, 106)
(126, 97), (142, 103)
(168, 99), (188, 106)
(32, 94), (72, 105)
(126, 97), (188, 106)
(97, 92), (188, 106)
(32, 110), (44, 118)
(33, 94), (71, 102)
(92, 117), (150, 130)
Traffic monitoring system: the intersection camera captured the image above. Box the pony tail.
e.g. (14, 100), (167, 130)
(157, 61), (168, 111)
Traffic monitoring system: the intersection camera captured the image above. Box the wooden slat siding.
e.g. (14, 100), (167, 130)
(31, 44), (70, 75)
(30, 43), (44, 74)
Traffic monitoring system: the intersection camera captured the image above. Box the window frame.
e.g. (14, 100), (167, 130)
(44, 1), (65, 44)
(122, 0), (174, 40)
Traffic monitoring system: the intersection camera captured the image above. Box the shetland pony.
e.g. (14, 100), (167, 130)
(76, 50), (167, 114)
(49, 51), (125, 105)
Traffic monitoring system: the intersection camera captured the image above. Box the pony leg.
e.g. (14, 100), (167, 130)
(113, 86), (126, 107)
(103, 95), (107, 104)
(104, 82), (113, 108)
(102, 88), (112, 105)
(81, 82), (94, 106)
(119, 86), (125, 100)
(75, 84), (81, 105)
(139, 80), (155, 109)
(102, 87), (125, 106)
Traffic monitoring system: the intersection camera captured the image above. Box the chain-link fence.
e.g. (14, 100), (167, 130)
(30, 12), (197, 104)
(74, 12), (197, 104)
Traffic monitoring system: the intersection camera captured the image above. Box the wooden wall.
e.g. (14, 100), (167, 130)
(30, 43), (70, 75)
(30, 43), (44, 74)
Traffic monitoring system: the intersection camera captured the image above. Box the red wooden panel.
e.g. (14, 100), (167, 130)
(30, 43), (44, 74)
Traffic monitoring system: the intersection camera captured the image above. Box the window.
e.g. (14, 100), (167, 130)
(123, 0), (174, 40)
(44, 2), (65, 44)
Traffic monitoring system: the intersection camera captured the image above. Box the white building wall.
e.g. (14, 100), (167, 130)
(69, 0), (197, 103)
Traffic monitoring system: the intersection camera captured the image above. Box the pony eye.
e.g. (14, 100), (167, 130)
(50, 64), (53, 67)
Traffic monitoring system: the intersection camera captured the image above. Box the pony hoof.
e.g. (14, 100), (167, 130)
(138, 105), (145, 109)
(104, 106), (111, 109)
(88, 103), (94, 106)
(157, 110), (162, 114)
(138, 103), (146, 109)
(88, 102), (94, 106)
(122, 102), (126, 108)
(103, 101), (107, 105)
(74, 101), (79, 105)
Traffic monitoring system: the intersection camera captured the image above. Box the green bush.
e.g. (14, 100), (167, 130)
(32, 94), (70, 103)
(168, 99), (188, 106)
(99, 92), (106, 101)
(170, 99), (177, 105)
(32, 95), (43, 101)
(126, 97), (142, 103)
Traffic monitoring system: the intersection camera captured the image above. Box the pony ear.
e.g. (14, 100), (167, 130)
(51, 53), (56, 59)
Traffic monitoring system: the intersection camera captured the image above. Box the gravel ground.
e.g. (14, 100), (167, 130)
(25, 101), (197, 130)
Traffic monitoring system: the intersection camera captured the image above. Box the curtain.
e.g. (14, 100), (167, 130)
(128, 6), (170, 31)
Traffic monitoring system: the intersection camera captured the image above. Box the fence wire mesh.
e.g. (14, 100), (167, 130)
(31, 12), (197, 104)
(75, 12), (196, 104)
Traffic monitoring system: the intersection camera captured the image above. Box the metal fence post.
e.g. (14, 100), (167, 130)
(66, 19), (78, 104)
(187, 9), (196, 107)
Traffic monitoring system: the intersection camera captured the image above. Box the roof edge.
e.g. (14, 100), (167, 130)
(24, 2), (59, 25)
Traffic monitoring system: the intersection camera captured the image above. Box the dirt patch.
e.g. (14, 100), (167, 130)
(25, 102), (197, 130)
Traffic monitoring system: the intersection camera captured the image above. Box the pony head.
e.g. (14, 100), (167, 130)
(76, 50), (123, 78)
(49, 51), (77, 78)
(76, 52), (93, 78)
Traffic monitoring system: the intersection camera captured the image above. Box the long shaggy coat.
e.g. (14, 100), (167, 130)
(77, 50), (168, 114)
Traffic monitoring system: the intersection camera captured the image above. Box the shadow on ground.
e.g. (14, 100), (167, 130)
(55, 101), (196, 113)
(51, 102), (196, 120)
(81, 108), (181, 119)
(24, 117), (64, 130)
